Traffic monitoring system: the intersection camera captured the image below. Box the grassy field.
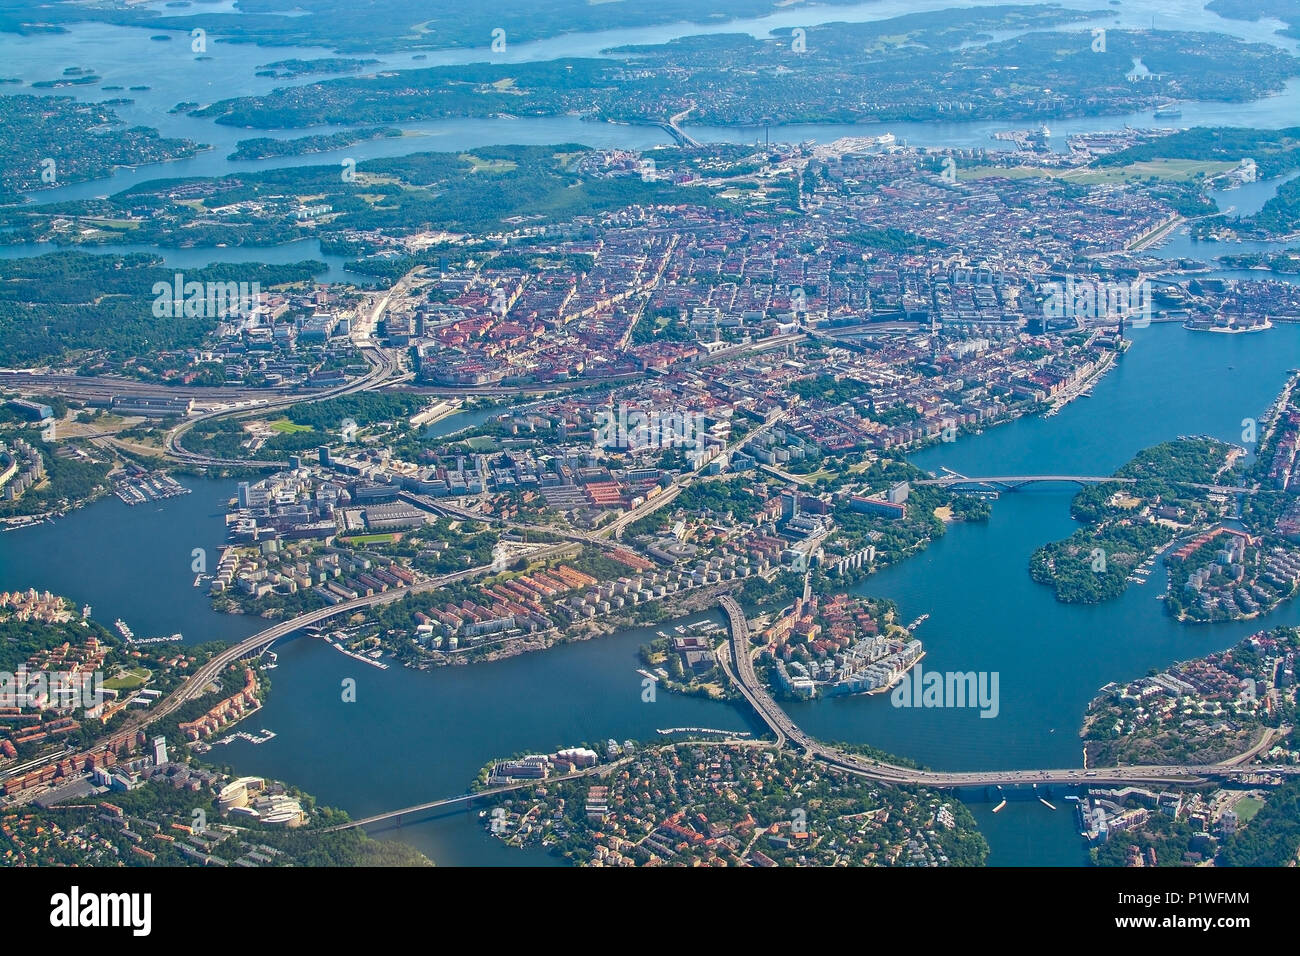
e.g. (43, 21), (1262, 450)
(958, 158), (1238, 184)
(270, 418), (314, 434)
(339, 532), (398, 545)
(460, 153), (518, 173)
(1234, 796), (1265, 823)
(103, 666), (152, 692)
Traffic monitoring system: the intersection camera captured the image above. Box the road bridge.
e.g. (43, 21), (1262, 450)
(717, 597), (1294, 788)
(914, 472), (1260, 495)
(0, 546), (577, 787)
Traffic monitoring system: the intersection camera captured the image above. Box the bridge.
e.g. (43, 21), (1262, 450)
(323, 781), (538, 832)
(717, 596), (1294, 788)
(178, 592), (1293, 832)
(662, 106), (701, 148)
(914, 470), (1261, 495)
(913, 473), (1132, 491)
(0, 545), (580, 788)
(323, 761), (634, 832)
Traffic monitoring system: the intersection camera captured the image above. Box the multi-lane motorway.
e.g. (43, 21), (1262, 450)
(162, 345), (408, 468)
(0, 546), (576, 788)
(718, 596), (1296, 789)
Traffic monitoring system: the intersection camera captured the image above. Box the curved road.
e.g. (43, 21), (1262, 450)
(719, 596), (1294, 788)
(163, 345), (407, 468)
(1, 545), (573, 786)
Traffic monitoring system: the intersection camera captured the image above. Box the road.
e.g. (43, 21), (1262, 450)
(0, 545), (574, 787)
(914, 473), (1262, 495)
(718, 596), (1296, 789)
(163, 344), (406, 468)
(598, 411), (789, 541)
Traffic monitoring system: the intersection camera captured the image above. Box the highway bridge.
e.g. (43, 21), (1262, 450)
(717, 597), (1294, 788)
(913, 473), (1132, 491)
(914, 471), (1260, 495)
(664, 107), (701, 148)
(0, 545), (577, 788)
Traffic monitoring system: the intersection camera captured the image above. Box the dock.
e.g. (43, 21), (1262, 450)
(126, 633), (183, 646)
(323, 636), (389, 669)
(1039, 798), (1057, 811)
(210, 728), (277, 747)
(656, 727), (750, 738)
(115, 473), (191, 506)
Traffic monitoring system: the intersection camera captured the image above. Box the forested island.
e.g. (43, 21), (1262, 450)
(228, 127), (402, 161)
(191, 15), (1297, 130)
(1029, 438), (1235, 604)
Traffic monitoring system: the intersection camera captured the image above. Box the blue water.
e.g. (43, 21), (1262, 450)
(5, 322), (1299, 864)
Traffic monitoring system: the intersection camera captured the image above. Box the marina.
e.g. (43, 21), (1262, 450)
(209, 728), (278, 747)
(114, 472), (192, 507)
(655, 727), (751, 737)
(126, 633), (185, 646)
(322, 634), (390, 670)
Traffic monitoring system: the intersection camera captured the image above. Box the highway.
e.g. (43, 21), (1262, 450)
(402, 492), (626, 555)
(914, 472), (1261, 495)
(0, 544), (574, 787)
(718, 596), (1296, 789)
(0, 370), (298, 404)
(163, 344), (407, 468)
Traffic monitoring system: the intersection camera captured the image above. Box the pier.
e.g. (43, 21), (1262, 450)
(655, 727), (752, 738)
(322, 636), (389, 670)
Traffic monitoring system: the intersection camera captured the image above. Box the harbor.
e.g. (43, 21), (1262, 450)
(198, 728), (278, 750)
(114, 617), (185, 645)
(322, 633), (390, 670)
(655, 727), (751, 737)
(114, 471), (192, 507)
(125, 633), (185, 646)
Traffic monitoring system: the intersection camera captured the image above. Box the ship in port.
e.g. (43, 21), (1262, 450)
(1153, 100), (1182, 119)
